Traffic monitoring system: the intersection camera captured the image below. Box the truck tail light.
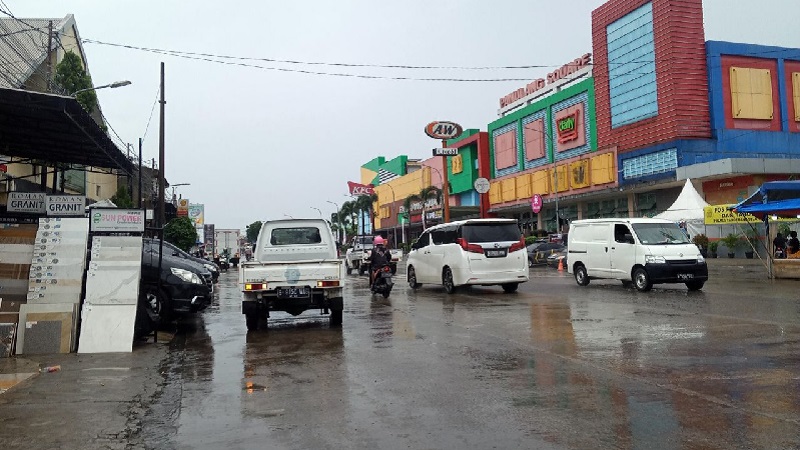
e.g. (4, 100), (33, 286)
(456, 238), (484, 254)
(244, 283), (266, 291)
(509, 237), (526, 253)
(317, 280), (340, 287)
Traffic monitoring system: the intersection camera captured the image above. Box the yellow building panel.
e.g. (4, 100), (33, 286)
(550, 165), (569, 193)
(515, 173), (532, 200)
(730, 67), (773, 120)
(793, 72), (800, 121)
(360, 167), (377, 186)
(530, 169), (550, 195)
(570, 160), (591, 189)
(451, 154), (464, 174)
(591, 153), (615, 185)
(489, 181), (503, 205)
(501, 178), (517, 202)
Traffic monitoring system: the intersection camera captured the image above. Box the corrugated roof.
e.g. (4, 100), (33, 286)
(0, 16), (69, 89)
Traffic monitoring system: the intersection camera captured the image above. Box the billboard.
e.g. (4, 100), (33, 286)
(188, 203), (204, 226)
(177, 198), (189, 217)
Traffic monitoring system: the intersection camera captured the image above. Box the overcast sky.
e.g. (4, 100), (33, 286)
(8, 0), (799, 229)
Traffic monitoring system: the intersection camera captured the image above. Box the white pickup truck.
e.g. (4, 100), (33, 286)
(345, 235), (402, 275)
(240, 219), (345, 330)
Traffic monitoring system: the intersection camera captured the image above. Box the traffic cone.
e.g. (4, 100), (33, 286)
(557, 257), (564, 272)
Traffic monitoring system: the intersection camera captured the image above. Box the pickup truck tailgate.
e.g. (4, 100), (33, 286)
(241, 260), (343, 286)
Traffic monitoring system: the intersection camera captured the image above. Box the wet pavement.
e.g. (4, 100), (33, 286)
(142, 261), (800, 450)
(2, 258), (800, 449)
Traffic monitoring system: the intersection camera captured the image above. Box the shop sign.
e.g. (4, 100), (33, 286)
(531, 194), (543, 213)
(704, 204), (761, 224)
(425, 210), (443, 221)
(177, 198), (189, 217)
(188, 204), (204, 226)
(557, 112), (579, 143)
(90, 209), (145, 232)
(45, 195), (84, 216)
(7, 192), (46, 213)
(0, 163), (6, 173)
(347, 181), (374, 195)
(424, 121), (463, 140)
(500, 53), (592, 107)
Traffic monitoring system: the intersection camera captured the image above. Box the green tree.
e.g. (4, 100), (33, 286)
(246, 221), (263, 243)
(54, 51), (98, 113)
(110, 185), (134, 208)
(164, 217), (198, 252)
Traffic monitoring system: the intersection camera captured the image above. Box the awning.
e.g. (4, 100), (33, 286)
(732, 181), (800, 219)
(0, 88), (133, 173)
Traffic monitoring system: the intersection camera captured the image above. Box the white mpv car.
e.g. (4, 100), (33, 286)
(406, 219), (529, 293)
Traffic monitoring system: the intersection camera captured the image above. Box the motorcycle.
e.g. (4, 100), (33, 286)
(370, 265), (394, 298)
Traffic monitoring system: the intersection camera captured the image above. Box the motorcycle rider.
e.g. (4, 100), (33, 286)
(367, 236), (391, 287)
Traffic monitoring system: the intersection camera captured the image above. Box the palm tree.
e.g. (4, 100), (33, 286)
(340, 201), (355, 242)
(355, 193), (378, 235)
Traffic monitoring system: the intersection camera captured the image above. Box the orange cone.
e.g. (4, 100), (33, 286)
(557, 257), (564, 272)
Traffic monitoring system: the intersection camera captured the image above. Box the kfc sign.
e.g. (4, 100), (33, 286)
(348, 181), (374, 196)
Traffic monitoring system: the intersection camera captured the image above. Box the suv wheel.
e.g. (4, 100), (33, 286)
(442, 267), (457, 294)
(408, 266), (421, 289)
(141, 285), (171, 326)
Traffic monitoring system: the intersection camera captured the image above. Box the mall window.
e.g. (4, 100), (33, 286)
(615, 198), (629, 218)
(622, 148), (677, 179)
(607, 2), (658, 128)
(522, 116), (546, 162)
(792, 72), (800, 122)
(730, 67), (773, 120)
(493, 125), (518, 176)
(637, 192), (657, 217)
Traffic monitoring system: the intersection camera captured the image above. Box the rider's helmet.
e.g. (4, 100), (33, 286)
(373, 236), (386, 246)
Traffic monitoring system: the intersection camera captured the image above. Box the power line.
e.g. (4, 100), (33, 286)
(141, 86), (159, 144)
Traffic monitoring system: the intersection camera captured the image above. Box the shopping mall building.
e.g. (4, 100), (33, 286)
(353, 0), (800, 242)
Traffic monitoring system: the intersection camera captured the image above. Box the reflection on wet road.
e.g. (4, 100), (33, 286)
(146, 266), (800, 449)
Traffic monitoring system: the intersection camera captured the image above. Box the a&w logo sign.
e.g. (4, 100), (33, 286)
(424, 121), (463, 140)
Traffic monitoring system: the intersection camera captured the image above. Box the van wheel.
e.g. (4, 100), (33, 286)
(141, 285), (171, 326)
(442, 267), (457, 294)
(574, 265), (590, 286)
(501, 283), (519, 293)
(686, 280), (705, 291)
(633, 268), (652, 292)
(621, 280), (634, 288)
(408, 266), (421, 289)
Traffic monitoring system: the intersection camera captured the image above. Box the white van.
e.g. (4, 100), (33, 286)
(567, 218), (708, 291)
(406, 219), (529, 293)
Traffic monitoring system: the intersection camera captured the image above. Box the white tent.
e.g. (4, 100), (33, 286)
(85, 198), (117, 212)
(655, 179), (708, 237)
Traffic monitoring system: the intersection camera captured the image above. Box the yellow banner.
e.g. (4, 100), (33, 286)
(704, 204), (759, 224)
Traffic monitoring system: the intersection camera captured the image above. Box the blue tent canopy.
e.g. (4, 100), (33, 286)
(732, 181), (800, 219)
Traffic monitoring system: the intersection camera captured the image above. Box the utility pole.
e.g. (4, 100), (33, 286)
(157, 62), (166, 228)
(138, 138), (143, 208)
(46, 21), (52, 91)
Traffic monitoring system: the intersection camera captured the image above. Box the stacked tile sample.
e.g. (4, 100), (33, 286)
(78, 236), (142, 353)
(0, 223), (37, 356)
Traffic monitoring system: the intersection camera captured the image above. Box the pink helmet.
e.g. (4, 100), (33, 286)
(373, 236), (386, 246)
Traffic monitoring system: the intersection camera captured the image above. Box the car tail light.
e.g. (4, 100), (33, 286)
(509, 237), (526, 253)
(245, 283), (266, 291)
(317, 280), (340, 287)
(456, 238), (484, 254)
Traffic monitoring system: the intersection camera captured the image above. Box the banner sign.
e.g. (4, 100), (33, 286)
(89, 208), (145, 233)
(188, 204), (204, 226)
(348, 181), (374, 196)
(7, 192), (46, 213)
(177, 198), (189, 217)
(45, 195), (85, 216)
(704, 204), (761, 224)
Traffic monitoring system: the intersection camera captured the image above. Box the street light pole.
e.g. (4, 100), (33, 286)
(311, 206), (322, 218)
(326, 200), (341, 244)
(70, 80), (132, 97)
(170, 182), (190, 206)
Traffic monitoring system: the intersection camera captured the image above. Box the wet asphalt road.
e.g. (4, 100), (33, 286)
(142, 265), (800, 450)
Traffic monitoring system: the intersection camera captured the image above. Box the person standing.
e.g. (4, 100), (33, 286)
(788, 231), (799, 256)
(773, 232), (787, 258)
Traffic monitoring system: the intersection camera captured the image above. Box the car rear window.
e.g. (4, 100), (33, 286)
(462, 223), (520, 243)
(270, 227), (322, 245)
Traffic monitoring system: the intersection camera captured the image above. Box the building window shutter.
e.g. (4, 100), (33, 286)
(730, 67), (773, 120)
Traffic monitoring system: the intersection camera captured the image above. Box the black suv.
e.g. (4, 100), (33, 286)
(154, 238), (221, 283)
(139, 239), (213, 327)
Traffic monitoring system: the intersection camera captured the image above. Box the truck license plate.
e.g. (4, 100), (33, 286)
(277, 286), (310, 298)
(485, 249), (507, 258)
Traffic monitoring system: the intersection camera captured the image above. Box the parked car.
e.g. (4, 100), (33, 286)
(138, 239), (213, 329)
(546, 248), (568, 268)
(406, 218), (529, 294)
(148, 238), (221, 282)
(527, 242), (566, 267)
